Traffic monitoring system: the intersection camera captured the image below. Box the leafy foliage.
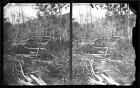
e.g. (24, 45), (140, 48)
(36, 3), (68, 15)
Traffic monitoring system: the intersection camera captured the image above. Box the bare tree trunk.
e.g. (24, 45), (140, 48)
(90, 5), (92, 25)
(15, 8), (21, 44)
(21, 6), (25, 24)
(35, 23), (37, 36)
(121, 26), (124, 43)
(11, 11), (13, 25)
(59, 7), (62, 45)
(65, 28), (68, 40)
(53, 26), (54, 41)
(80, 14), (81, 25)
(60, 35), (61, 45)
(127, 4), (130, 44)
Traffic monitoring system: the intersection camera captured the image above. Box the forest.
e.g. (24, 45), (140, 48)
(3, 3), (136, 85)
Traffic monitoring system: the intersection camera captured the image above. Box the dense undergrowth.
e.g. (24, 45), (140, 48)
(3, 37), (70, 85)
(72, 37), (135, 85)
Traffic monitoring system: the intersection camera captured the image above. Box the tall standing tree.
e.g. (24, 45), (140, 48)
(35, 3), (69, 44)
(4, 18), (12, 44)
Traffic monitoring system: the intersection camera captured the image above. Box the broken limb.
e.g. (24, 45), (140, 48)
(30, 74), (47, 85)
(12, 38), (33, 46)
(17, 60), (32, 82)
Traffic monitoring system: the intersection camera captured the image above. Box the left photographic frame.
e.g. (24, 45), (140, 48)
(3, 3), (70, 85)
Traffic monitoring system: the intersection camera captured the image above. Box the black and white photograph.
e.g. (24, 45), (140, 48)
(2, 2), (137, 86)
(3, 3), (70, 85)
(72, 3), (136, 85)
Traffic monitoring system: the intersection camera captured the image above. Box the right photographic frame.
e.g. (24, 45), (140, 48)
(72, 3), (136, 85)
